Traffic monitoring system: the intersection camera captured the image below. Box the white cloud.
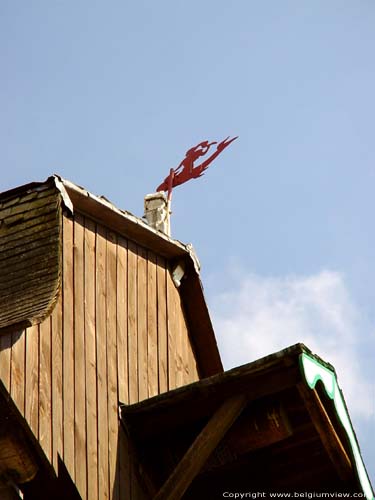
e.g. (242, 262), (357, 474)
(210, 269), (374, 420)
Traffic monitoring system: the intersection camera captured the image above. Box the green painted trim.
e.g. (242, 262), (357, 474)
(300, 353), (374, 500)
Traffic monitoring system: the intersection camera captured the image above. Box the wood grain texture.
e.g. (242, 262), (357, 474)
(0, 206), (202, 499)
(107, 231), (119, 500)
(157, 257), (168, 394)
(73, 214), (87, 498)
(96, 224), (109, 500)
(0, 182), (62, 332)
(137, 247), (148, 402)
(39, 316), (52, 462)
(117, 237), (128, 405)
(127, 241), (138, 405)
(63, 214), (75, 478)
(51, 292), (63, 473)
(166, 268), (177, 391)
(84, 217), (98, 500)
(297, 382), (352, 480)
(25, 325), (39, 437)
(147, 252), (158, 398)
(10, 330), (25, 414)
(0, 333), (13, 391)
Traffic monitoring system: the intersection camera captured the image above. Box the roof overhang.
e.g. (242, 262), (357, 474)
(121, 343), (374, 499)
(0, 175), (223, 376)
(0, 380), (55, 487)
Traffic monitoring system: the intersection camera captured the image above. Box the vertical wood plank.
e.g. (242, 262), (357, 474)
(10, 330), (25, 415)
(186, 331), (199, 384)
(84, 217), (98, 500)
(137, 247), (148, 402)
(156, 257), (168, 394)
(63, 214), (75, 478)
(39, 316), (52, 462)
(117, 237), (128, 405)
(117, 237), (130, 499)
(147, 252), (158, 398)
(51, 292), (63, 473)
(107, 231), (119, 500)
(180, 313), (190, 386)
(73, 214), (87, 499)
(96, 224), (109, 500)
(174, 288), (183, 389)
(166, 268), (176, 390)
(25, 325), (39, 437)
(128, 241), (139, 496)
(127, 241), (138, 404)
(0, 333), (12, 390)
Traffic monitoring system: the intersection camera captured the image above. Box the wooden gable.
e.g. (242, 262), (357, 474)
(0, 176), (222, 499)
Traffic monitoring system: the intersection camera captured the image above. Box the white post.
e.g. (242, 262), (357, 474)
(144, 192), (171, 236)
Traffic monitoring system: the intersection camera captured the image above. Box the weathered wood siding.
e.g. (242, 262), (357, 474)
(0, 211), (199, 499)
(0, 183), (61, 332)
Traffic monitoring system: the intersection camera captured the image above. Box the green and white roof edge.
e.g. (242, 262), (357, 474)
(300, 353), (374, 500)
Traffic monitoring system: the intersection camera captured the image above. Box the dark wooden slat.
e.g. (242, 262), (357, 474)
(0, 192), (59, 220)
(0, 299), (54, 324)
(0, 222), (59, 251)
(166, 269), (176, 391)
(179, 269), (223, 378)
(0, 239), (59, 270)
(297, 382), (352, 480)
(147, 252), (158, 398)
(0, 186), (56, 208)
(0, 230), (59, 263)
(156, 257), (168, 394)
(0, 279), (58, 304)
(154, 395), (247, 500)
(0, 212), (57, 240)
(122, 356), (302, 440)
(0, 255), (58, 282)
(0, 269), (58, 293)
(2, 201), (59, 227)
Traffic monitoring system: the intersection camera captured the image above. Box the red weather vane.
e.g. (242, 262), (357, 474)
(156, 136), (238, 200)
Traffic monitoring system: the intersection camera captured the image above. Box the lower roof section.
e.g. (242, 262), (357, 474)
(121, 343), (374, 499)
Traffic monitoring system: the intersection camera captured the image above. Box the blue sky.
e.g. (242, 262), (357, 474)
(1, 0), (374, 486)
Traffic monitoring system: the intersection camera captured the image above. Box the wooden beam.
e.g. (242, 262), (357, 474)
(154, 394), (246, 500)
(297, 382), (352, 480)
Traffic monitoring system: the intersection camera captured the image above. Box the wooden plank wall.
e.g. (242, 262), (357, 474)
(0, 212), (199, 499)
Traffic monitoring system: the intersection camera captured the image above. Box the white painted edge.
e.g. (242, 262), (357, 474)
(53, 174), (74, 214)
(54, 174), (201, 274)
(301, 353), (374, 500)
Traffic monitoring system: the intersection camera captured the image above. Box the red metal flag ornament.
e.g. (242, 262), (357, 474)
(156, 136), (238, 200)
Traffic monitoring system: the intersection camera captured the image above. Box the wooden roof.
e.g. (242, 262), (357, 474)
(0, 182), (62, 333)
(0, 175), (222, 377)
(0, 379), (55, 486)
(121, 343), (374, 499)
